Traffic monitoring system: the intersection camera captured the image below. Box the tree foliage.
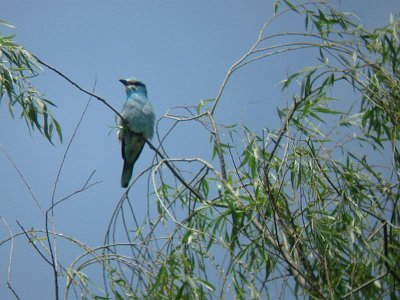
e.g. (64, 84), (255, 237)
(0, 20), (62, 144)
(89, 2), (398, 299)
(1, 1), (399, 299)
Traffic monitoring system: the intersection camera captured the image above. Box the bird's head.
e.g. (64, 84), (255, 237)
(119, 77), (147, 98)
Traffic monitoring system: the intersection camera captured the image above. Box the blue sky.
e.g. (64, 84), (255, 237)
(1, 1), (399, 299)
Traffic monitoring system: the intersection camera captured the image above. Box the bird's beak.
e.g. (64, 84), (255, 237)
(119, 79), (128, 86)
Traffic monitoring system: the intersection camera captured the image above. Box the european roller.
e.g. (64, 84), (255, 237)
(118, 78), (155, 188)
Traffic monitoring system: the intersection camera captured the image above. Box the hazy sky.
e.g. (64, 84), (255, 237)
(1, 1), (399, 299)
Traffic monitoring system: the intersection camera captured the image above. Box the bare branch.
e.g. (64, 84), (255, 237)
(1, 217), (20, 300)
(31, 54), (126, 123)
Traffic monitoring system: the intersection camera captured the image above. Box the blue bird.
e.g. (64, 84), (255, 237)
(118, 78), (155, 188)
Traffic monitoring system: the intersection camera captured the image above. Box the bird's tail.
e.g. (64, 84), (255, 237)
(121, 161), (134, 188)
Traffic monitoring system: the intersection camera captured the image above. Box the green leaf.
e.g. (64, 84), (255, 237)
(113, 291), (124, 300)
(283, 0), (299, 13)
(274, 1), (280, 15)
(175, 282), (187, 300)
(312, 107), (343, 115)
(53, 118), (63, 143)
(0, 19), (15, 28)
(196, 278), (215, 291)
(338, 112), (364, 127)
(0, 35), (61, 144)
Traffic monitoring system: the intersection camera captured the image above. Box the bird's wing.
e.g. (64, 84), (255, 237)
(122, 130), (145, 165)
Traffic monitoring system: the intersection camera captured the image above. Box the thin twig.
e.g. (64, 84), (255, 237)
(1, 217), (20, 300)
(45, 82), (96, 300)
(145, 139), (209, 204)
(0, 145), (44, 214)
(341, 272), (388, 299)
(16, 220), (53, 266)
(32, 54), (126, 123)
(207, 111), (227, 181)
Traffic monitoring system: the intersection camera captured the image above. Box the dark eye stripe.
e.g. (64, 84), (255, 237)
(134, 81), (146, 88)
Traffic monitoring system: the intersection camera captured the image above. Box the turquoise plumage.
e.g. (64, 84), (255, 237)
(118, 78), (155, 188)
